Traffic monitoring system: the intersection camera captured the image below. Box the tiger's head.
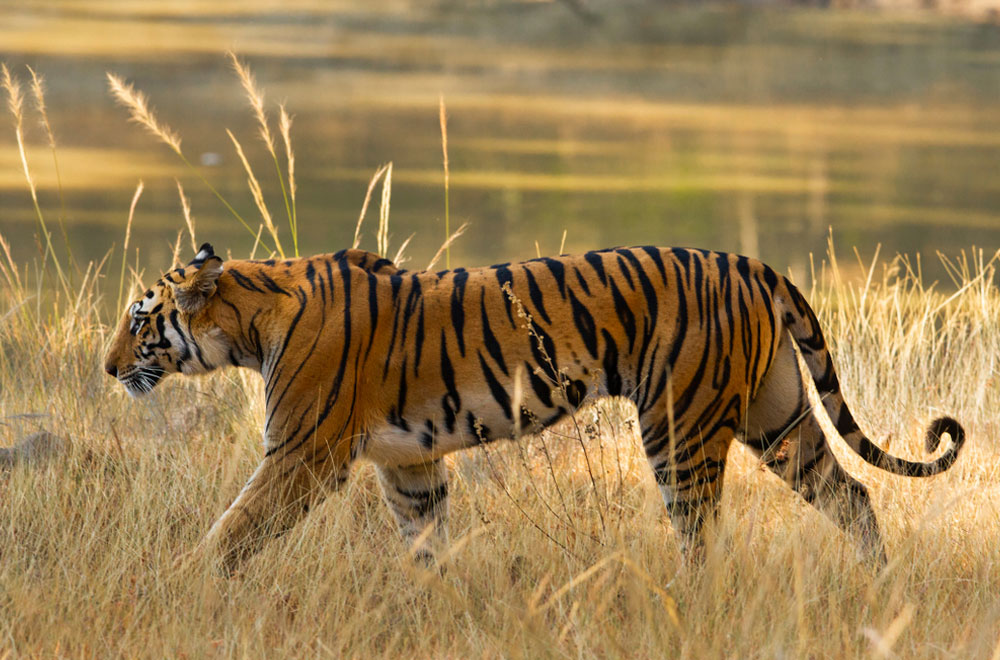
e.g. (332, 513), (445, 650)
(104, 243), (229, 397)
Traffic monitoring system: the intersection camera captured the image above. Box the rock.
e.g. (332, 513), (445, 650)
(0, 430), (65, 469)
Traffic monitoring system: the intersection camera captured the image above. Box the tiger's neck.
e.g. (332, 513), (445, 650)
(203, 267), (296, 375)
(209, 256), (382, 454)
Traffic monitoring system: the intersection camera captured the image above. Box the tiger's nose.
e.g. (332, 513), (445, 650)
(105, 364), (118, 378)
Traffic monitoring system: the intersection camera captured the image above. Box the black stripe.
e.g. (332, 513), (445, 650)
(265, 288), (308, 401)
(584, 251), (608, 285)
(363, 272), (379, 363)
(541, 258), (567, 299)
(523, 267), (552, 325)
(414, 303), (426, 376)
(665, 262), (688, 370)
(451, 270), (469, 357)
(481, 290), (509, 376)
(478, 351), (512, 420)
(528, 318), (559, 384)
(397, 483), (449, 519)
(618, 249), (658, 324)
(567, 288), (599, 359)
(229, 269), (264, 293)
(372, 258), (395, 274)
(400, 275), (423, 348)
(494, 265), (516, 327)
(609, 278), (637, 353)
(527, 362), (554, 408)
(257, 272), (290, 296)
(574, 268), (591, 296)
(440, 329), (461, 434)
(565, 379), (588, 407)
(692, 255), (704, 322)
(639, 246), (667, 284)
(305, 261), (316, 293)
(601, 329), (622, 396)
(616, 256), (635, 290)
(466, 411), (492, 442)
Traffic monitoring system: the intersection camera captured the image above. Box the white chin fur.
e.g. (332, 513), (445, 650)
(122, 381), (149, 399)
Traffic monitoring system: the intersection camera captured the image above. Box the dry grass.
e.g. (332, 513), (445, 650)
(2, 242), (999, 660)
(2, 61), (1000, 660)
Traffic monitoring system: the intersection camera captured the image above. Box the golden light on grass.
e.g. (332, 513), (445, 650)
(27, 65), (73, 269)
(279, 104), (297, 253)
(439, 94), (451, 269)
(227, 50), (273, 152)
(377, 161), (392, 258)
(426, 221), (468, 271)
(352, 162), (391, 250)
(2, 63), (24, 127)
(176, 179), (196, 254)
(115, 180), (143, 315)
(227, 128), (284, 258)
(228, 51), (296, 255)
(27, 66), (55, 151)
(3, 63), (69, 293)
(0, 231), (23, 294)
(4, 64), (37, 213)
(106, 72), (183, 156)
(107, 70), (268, 251)
(391, 232), (415, 266)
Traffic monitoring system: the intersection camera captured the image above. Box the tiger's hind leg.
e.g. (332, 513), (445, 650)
(377, 458), (450, 562)
(742, 334), (886, 566)
(641, 418), (734, 557)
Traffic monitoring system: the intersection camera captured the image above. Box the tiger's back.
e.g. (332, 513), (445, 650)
(360, 247), (782, 469)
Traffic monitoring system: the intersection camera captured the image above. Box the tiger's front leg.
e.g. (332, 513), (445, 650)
(198, 448), (349, 572)
(376, 459), (450, 561)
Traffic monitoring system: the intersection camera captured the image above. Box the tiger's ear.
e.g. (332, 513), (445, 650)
(188, 243), (216, 267)
(172, 254), (224, 314)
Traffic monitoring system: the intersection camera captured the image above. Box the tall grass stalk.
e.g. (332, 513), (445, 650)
(115, 181), (143, 316)
(3, 63), (70, 298)
(426, 221), (469, 271)
(106, 73), (271, 253)
(377, 162), (393, 258)
(228, 52), (296, 256)
(279, 105), (297, 256)
(439, 95), (451, 269)
(176, 179), (197, 254)
(27, 65), (74, 272)
(227, 129), (284, 258)
(352, 163), (391, 250)
(392, 233), (416, 266)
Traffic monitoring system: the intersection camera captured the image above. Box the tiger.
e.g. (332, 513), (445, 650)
(104, 243), (965, 570)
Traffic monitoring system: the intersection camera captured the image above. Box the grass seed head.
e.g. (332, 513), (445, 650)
(106, 72), (183, 155)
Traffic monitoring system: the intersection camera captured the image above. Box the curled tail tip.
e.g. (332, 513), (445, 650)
(924, 416), (966, 454)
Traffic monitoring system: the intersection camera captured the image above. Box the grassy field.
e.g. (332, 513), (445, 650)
(2, 60), (1000, 659)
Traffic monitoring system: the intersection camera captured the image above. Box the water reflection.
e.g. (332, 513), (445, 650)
(1, 2), (999, 294)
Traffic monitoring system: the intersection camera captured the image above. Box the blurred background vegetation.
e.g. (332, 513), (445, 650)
(2, 0), (1000, 288)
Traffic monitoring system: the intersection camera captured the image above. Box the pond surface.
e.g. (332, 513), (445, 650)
(2, 2), (1000, 294)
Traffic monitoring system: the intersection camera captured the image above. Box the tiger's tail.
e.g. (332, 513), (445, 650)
(777, 278), (965, 477)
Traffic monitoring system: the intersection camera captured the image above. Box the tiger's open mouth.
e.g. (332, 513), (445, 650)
(118, 366), (165, 397)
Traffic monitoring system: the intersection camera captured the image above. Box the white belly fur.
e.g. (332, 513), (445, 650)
(362, 393), (515, 466)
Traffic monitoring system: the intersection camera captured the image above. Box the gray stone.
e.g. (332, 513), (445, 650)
(0, 430), (65, 469)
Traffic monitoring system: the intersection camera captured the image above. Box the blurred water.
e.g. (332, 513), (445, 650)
(1, 2), (999, 291)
